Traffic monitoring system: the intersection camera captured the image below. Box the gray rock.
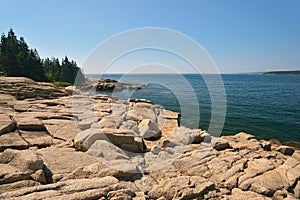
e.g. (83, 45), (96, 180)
(127, 107), (157, 122)
(138, 119), (161, 139)
(173, 126), (200, 145)
(88, 139), (130, 160)
(98, 115), (121, 129)
(119, 120), (139, 135)
(78, 117), (99, 130)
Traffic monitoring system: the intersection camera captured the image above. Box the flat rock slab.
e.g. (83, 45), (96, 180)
(13, 101), (32, 112)
(66, 162), (138, 180)
(43, 119), (78, 141)
(0, 114), (16, 135)
(0, 104), (15, 115)
(76, 128), (146, 153)
(241, 169), (289, 196)
(0, 132), (28, 152)
(160, 109), (180, 119)
(229, 188), (272, 200)
(12, 111), (55, 121)
(127, 107), (156, 122)
(0, 180), (41, 194)
(17, 118), (45, 131)
(20, 131), (53, 148)
(0, 163), (30, 184)
(158, 118), (179, 139)
(148, 176), (215, 199)
(0, 176), (137, 200)
(0, 77), (68, 99)
(0, 94), (16, 104)
(36, 147), (98, 175)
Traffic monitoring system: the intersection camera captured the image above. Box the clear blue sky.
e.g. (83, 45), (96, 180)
(0, 0), (299, 73)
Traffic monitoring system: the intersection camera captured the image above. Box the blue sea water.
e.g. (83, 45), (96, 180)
(87, 74), (300, 142)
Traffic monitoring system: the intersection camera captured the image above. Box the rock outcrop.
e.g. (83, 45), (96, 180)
(84, 78), (145, 92)
(0, 77), (299, 200)
(0, 77), (68, 99)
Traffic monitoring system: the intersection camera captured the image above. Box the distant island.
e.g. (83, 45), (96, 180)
(263, 70), (300, 76)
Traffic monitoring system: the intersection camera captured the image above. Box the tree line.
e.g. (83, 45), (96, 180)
(0, 28), (85, 85)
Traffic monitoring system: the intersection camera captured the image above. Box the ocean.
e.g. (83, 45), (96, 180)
(86, 74), (300, 142)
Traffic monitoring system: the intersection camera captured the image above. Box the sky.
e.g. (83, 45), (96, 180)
(0, 0), (299, 74)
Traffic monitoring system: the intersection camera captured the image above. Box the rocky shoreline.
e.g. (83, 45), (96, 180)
(82, 78), (146, 92)
(0, 77), (299, 200)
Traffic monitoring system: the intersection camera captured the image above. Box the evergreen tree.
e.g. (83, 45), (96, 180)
(0, 33), (7, 75)
(16, 37), (29, 76)
(0, 28), (85, 84)
(0, 28), (19, 76)
(27, 49), (47, 81)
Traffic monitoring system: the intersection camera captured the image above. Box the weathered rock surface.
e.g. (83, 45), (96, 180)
(0, 149), (44, 184)
(0, 132), (29, 151)
(43, 119), (78, 141)
(229, 188), (272, 200)
(148, 176), (215, 199)
(0, 176), (136, 200)
(276, 145), (295, 156)
(75, 128), (146, 153)
(20, 131), (53, 148)
(138, 119), (161, 139)
(17, 118), (46, 131)
(36, 147), (97, 177)
(0, 77), (68, 99)
(85, 78), (145, 92)
(0, 114), (16, 135)
(0, 77), (298, 200)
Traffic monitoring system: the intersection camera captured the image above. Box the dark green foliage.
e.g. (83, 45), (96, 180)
(42, 56), (85, 84)
(0, 28), (85, 84)
(53, 81), (72, 87)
